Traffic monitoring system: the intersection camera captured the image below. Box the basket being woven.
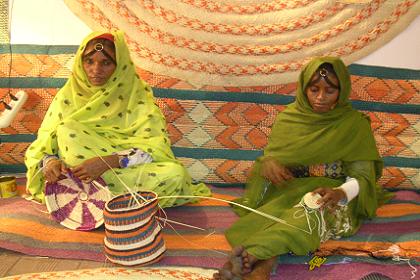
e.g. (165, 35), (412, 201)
(45, 171), (111, 231)
(103, 191), (166, 266)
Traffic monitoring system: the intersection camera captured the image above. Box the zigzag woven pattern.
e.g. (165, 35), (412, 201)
(1, 88), (418, 157)
(63, 0), (420, 86)
(1, 52), (419, 103)
(0, 48), (419, 189)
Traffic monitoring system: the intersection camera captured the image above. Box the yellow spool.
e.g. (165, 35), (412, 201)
(0, 176), (17, 198)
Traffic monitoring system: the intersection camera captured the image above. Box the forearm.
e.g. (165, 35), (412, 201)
(100, 154), (120, 170)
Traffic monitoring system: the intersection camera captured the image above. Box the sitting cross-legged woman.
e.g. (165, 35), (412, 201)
(214, 57), (392, 280)
(25, 30), (210, 207)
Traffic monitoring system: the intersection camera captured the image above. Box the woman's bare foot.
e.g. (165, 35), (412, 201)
(243, 257), (277, 280)
(230, 246), (247, 276)
(213, 246), (260, 279)
(214, 247), (277, 280)
(240, 249), (258, 274)
(213, 246), (246, 280)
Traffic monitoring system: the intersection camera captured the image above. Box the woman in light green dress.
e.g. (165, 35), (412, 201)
(25, 30), (210, 207)
(214, 57), (392, 280)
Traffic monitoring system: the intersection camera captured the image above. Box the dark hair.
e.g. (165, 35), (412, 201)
(83, 38), (116, 65)
(307, 63), (340, 89)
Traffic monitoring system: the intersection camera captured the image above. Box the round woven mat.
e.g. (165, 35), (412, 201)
(0, 0), (9, 44)
(45, 171), (111, 231)
(64, 0), (419, 86)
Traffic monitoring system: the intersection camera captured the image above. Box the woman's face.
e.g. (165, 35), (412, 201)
(82, 42), (116, 86)
(305, 71), (340, 113)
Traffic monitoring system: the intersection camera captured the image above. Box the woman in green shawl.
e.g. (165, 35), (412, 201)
(25, 30), (210, 207)
(214, 57), (391, 280)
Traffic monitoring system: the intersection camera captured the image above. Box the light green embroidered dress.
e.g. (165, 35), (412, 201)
(226, 57), (392, 259)
(24, 30), (210, 207)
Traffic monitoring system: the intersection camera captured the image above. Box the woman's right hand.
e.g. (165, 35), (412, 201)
(260, 157), (293, 185)
(43, 159), (66, 183)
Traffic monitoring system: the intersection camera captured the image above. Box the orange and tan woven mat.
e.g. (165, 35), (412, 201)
(64, 0), (419, 87)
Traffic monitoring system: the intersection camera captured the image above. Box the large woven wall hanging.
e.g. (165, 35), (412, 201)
(64, 0), (419, 87)
(0, 0), (8, 44)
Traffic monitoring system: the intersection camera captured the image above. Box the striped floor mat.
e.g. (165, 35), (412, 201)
(0, 185), (418, 279)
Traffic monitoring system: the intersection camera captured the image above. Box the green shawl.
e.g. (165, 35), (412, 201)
(242, 57), (387, 218)
(25, 30), (176, 202)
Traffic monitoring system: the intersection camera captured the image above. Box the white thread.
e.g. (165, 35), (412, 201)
(293, 199), (328, 240)
(35, 151), (414, 277)
(83, 152), (328, 257)
(91, 180), (113, 196)
(92, 149), (147, 205)
(38, 151), (325, 238)
(372, 245), (417, 279)
(92, 151), (316, 235)
(156, 216), (208, 232)
(159, 195), (315, 235)
(162, 217), (228, 257)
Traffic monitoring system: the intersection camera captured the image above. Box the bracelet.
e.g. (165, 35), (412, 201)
(42, 155), (59, 167)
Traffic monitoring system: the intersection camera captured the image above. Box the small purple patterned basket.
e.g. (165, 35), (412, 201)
(45, 171), (111, 231)
(103, 191), (166, 266)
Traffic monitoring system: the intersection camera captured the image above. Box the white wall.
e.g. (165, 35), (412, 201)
(357, 16), (420, 69)
(8, 0), (420, 70)
(9, 0), (91, 45)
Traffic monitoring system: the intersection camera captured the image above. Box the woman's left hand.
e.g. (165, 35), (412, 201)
(71, 157), (109, 182)
(312, 187), (346, 212)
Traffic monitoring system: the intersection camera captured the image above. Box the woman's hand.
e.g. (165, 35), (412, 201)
(260, 157), (293, 185)
(71, 155), (119, 182)
(43, 159), (67, 183)
(312, 187), (347, 211)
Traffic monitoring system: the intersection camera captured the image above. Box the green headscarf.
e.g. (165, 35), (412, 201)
(241, 56), (386, 218)
(25, 30), (175, 202)
(264, 56), (381, 167)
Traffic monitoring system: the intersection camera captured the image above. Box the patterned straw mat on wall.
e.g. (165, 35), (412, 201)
(0, 45), (419, 188)
(64, 0), (420, 86)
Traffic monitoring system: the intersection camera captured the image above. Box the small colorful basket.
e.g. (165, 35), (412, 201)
(45, 171), (111, 231)
(103, 191), (166, 266)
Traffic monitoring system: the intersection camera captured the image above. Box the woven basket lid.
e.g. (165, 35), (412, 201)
(45, 171), (112, 231)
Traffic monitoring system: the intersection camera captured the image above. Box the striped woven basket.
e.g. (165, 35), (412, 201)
(103, 191), (166, 266)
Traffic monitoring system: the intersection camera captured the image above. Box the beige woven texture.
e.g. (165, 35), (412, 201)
(64, 0), (419, 86)
(0, 0), (9, 44)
